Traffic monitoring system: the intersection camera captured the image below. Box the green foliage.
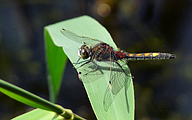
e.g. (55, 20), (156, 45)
(0, 79), (63, 113)
(44, 26), (67, 103)
(0, 15), (134, 120)
(45, 15), (135, 120)
(12, 109), (63, 120)
(0, 79), (85, 119)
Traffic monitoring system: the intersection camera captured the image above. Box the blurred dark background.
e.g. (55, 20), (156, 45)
(0, 0), (192, 120)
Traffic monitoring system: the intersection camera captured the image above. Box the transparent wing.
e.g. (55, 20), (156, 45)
(77, 60), (111, 83)
(77, 59), (132, 111)
(110, 60), (131, 95)
(103, 60), (132, 111)
(60, 28), (103, 45)
(74, 51), (132, 111)
(103, 86), (115, 111)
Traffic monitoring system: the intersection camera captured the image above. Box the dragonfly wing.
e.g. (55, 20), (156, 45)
(77, 60), (110, 83)
(103, 86), (115, 111)
(103, 60), (132, 111)
(60, 28), (102, 45)
(110, 60), (131, 95)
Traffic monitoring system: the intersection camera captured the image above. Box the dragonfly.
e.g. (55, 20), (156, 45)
(60, 28), (176, 111)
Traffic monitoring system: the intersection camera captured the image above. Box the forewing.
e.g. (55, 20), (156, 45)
(77, 60), (111, 83)
(60, 28), (102, 45)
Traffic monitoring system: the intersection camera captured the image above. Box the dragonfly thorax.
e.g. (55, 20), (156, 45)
(78, 44), (91, 59)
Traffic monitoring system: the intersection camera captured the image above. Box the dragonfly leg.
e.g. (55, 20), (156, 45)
(73, 57), (81, 66)
(73, 59), (89, 68)
(115, 61), (128, 76)
(76, 60), (89, 64)
(115, 61), (133, 78)
(84, 61), (98, 75)
(77, 60), (92, 69)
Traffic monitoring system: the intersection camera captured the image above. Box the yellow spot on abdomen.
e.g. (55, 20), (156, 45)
(152, 53), (159, 57)
(144, 53), (151, 57)
(128, 54), (134, 57)
(136, 53), (143, 57)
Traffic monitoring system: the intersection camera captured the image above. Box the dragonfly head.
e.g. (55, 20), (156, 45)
(78, 45), (90, 59)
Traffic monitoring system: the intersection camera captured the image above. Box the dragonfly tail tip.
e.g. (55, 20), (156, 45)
(170, 54), (176, 59)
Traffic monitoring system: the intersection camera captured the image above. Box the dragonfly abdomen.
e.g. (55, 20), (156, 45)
(125, 52), (176, 60)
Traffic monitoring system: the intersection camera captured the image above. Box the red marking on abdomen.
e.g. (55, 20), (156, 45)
(115, 51), (127, 59)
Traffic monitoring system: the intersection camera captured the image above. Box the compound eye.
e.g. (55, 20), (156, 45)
(78, 45), (90, 59)
(81, 49), (89, 59)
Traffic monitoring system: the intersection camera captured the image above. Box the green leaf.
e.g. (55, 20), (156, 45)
(0, 79), (85, 120)
(12, 108), (85, 120)
(44, 27), (67, 103)
(0, 79), (62, 113)
(12, 108), (63, 120)
(45, 15), (135, 120)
